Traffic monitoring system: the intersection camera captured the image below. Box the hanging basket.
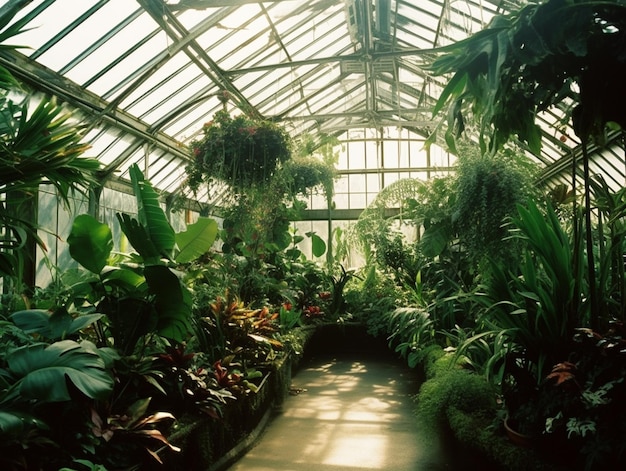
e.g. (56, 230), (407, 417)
(187, 110), (292, 191)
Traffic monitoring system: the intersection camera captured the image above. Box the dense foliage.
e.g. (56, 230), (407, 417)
(186, 110), (292, 190)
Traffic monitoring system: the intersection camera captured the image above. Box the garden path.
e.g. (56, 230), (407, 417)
(226, 351), (477, 470)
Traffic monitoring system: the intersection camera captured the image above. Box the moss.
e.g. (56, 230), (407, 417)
(416, 368), (497, 431)
(420, 344), (446, 379)
(414, 355), (572, 471)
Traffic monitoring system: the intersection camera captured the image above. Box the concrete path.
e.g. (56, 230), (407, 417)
(226, 352), (465, 471)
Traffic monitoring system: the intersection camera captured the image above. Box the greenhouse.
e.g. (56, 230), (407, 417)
(1, 0), (625, 470)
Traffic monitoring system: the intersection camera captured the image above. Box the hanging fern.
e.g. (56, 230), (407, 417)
(186, 110), (292, 191)
(453, 145), (538, 262)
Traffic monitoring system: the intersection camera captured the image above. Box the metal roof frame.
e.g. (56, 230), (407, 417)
(0, 0), (623, 203)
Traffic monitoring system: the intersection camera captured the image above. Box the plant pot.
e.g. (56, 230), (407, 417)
(504, 416), (536, 448)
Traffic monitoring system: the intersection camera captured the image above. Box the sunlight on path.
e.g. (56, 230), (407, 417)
(227, 355), (454, 471)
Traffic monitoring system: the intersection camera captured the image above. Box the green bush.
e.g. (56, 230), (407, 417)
(421, 345), (449, 379)
(446, 405), (554, 471)
(416, 366), (497, 432)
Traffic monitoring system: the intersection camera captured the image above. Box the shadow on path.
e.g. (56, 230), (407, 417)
(227, 349), (482, 471)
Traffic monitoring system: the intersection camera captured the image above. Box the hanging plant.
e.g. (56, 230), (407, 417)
(453, 145), (539, 263)
(428, 0), (626, 154)
(279, 155), (337, 199)
(186, 110), (292, 191)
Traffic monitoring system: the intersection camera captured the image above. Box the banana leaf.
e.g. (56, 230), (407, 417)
(128, 163), (175, 259)
(174, 216), (218, 263)
(116, 212), (162, 263)
(144, 265), (192, 342)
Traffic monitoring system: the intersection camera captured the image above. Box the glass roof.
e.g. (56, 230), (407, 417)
(0, 0), (623, 204)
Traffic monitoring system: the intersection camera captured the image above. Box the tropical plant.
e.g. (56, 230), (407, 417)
(387, 306), (436, 368)
(9, 307), (103, 342)
(428, 0), (626, 328)
(278, 302), (302, 333)
(0, 163), (223, 469)
(453, 200), (585, 437)
(428, 0), (626, 155)
(0, 338), (116, 471)
(0, 339), (114, 405)
(66, 164), (218, 353)
(89, 397), (180, 468)
(323, 264), (356, 318)
(191, 293), (283, 371)
(0, 93), (99, 287)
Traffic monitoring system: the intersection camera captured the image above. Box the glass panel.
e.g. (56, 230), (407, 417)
(349, 174), (366, 192)
(64, 13), (158, 88)
(364, 141), (378, 169)
(334, 193), (349, 210)
(334, 175), (349, 193)
(384, 173), (400, 186)
(20, 2), (134, 66)
(349, 192), (367, 209)
(120, 52), (202, 116)
(383, 142), (398, 168)
(95, 133), (137, 168)
(366, 174), (381, 193)
(310, 194), (328, 210)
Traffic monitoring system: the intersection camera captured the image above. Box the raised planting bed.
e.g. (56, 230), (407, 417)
(162, 326), (316, 470)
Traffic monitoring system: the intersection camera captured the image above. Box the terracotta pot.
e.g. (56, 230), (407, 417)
(504, 416), (536, 448)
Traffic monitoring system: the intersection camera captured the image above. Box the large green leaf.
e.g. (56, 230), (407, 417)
(100, 266), (146, 289)
(67, 214), (113, 274)
(0, 411), (47, 437)
(420, 222), (451, 258)
(128, 164), (175, 259)
(174, 217), (218, 263)
(308, 232), (327, 258)
(10, 309), (103, 341)
(144, 265), (192, 342)
(4, 340), (114, 403)
(116, 212), (161, 263)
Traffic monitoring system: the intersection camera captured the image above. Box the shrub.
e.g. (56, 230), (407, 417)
(416, 366), (497, 433)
